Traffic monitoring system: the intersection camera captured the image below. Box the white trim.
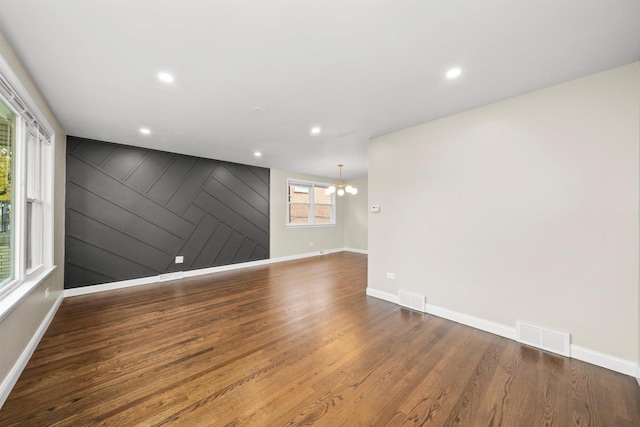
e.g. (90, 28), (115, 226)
(286, 178), (336, 226)
(366, 287), (399, 304)
(0, 292), (62, 409)
(0, 51), (57, 326)
(570, 345), (637, 377)
(365, 285), (639, 377)
(343, 247), (368, 255)
(64, 248), (361, 297)
(424, 303), (516, 340)
(0, 266), (56, 321)
(64, 275), (160, 297)
(0, 53), (54, 137)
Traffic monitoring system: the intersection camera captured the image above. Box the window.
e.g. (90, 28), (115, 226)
(0, 55), (54, 305)
(26, 128), (45, 271)
(0, 100), (15, 285)
(287, 180), (335, 226)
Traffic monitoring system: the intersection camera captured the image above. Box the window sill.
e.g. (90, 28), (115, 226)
(0, 265), (57, 322)
(286, 223), (337, 228)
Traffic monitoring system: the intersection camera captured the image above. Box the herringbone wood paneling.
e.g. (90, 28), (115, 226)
(65, 137), (269, 288)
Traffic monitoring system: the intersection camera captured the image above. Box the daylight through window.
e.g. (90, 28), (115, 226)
(0, 58), (54, 301)
(287, 180), (335, 226)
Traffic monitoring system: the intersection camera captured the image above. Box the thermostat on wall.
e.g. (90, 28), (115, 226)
(371, 205), (380, 213)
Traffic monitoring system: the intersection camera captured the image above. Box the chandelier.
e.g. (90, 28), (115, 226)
(325, 164), (358, 196)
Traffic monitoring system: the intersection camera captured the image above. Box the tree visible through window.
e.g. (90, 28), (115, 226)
(287, 180), (335, 225)
(0, 100), (14, 284)
(0, 58), (54, 304)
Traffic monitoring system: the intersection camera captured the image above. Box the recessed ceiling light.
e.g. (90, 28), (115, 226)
(310, 126), (321, 135)
(446, 67), (462, 79)
(139, 127), (151, 135)
(158, 72), (174, 83)
(253, 107), (265, 113)
(254, 151), (262, 157)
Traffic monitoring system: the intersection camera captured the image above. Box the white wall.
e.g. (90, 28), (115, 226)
(0, 30), (66, 401)
(343, 176), (368, 251)
(369, 62), (639, 364)
(270, 169), (367, 258)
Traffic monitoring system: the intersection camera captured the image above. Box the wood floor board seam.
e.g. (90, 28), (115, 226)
(1, 253), (638, 426)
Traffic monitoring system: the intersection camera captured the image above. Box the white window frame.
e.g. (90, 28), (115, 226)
(286, 179), (336, 227)
(0, 53), (56, 320)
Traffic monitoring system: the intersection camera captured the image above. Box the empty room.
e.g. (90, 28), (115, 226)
(0, 1), (639, 425)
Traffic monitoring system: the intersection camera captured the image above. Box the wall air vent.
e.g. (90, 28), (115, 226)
(399, 291), (426, 313)
(516, 321), (570, 357)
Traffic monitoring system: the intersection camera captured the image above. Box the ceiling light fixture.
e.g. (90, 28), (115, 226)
(254, 151), (262, 157)
(325, 164), (358, 196)
(446, 67), (462, 79)
(158, 72), (174, 83)
(139, 127), (151, 135)
(310, 126), (321, 135)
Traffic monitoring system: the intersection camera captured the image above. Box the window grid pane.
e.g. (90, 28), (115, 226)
(314, 187), (332, 204)
(26, 130), (42, 201)
(26, 200), (43, 271)
(314, 205), (332, 223)
(289, 204), (310, 224)
(289, 185), (310, 204)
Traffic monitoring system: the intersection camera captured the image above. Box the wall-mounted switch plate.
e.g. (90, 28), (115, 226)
(386, 272), (396, 279)
(175, 256), (184, 264)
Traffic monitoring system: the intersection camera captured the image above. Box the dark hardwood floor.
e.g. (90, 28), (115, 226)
(1, 252), (639, 426)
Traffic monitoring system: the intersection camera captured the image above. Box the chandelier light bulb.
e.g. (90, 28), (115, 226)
(329, 164), (357, 196)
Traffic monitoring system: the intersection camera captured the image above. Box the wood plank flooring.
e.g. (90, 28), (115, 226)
(1, 252), (639, 426)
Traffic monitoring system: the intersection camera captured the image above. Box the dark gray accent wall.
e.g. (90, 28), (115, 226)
(65, 136), (270, 289)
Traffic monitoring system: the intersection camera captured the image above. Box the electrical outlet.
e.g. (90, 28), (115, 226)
(175, 256), (184, 264)
(45, 287), (50, 298)
(386, 272), (396, 280)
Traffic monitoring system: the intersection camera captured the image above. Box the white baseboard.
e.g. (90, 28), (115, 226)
(366, 286), (639, 378)
(65, 248), (367, 298)
(0, 292), (63, 409)
(365, 287), (515, 339)
(366, 287), (399, 304)
(64, 275), (159, 297)
(343, 247), (368, 255)
(424, 303), (517, 341)
(571, 345), (637, 377)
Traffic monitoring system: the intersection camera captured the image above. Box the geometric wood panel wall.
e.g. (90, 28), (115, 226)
(65, 136), (269, 289)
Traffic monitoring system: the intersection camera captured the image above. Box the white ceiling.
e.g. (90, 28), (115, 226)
(0, 1), (639, 180)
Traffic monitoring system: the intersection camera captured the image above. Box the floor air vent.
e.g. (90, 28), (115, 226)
(517, 321), (570, 357)
(399, 291), (426, 312)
